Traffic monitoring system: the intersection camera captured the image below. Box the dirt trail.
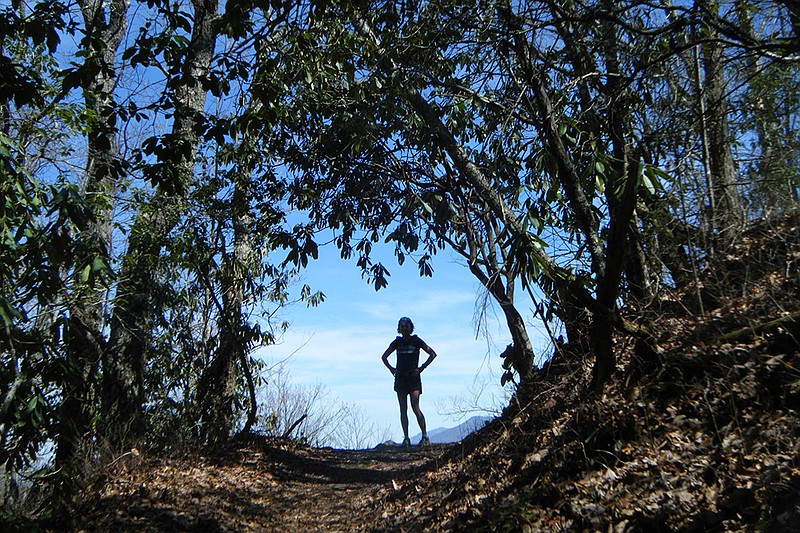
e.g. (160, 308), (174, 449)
(75, 440), (452, 532)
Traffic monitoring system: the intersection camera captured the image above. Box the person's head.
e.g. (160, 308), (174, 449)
(397, 316), (414, 334)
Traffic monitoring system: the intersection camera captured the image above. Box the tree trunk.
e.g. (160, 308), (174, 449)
(502, 2), (636, 389)
(56, 0), (127, 467)
(589, 3), (641, 390)
(196, 333), (239, 444)
(102, 0), (219, 449)
(196, 133), (257, 444)
(56, 308), (102, 468)
(467, 261), (535, 382)
(624, 217), (654, 303)
(551, 282), (591, 353)
(701, 4), (744, 249)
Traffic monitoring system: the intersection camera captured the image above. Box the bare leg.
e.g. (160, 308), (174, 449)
(409, 389), (427, 438)
(397, 392), (410, 439)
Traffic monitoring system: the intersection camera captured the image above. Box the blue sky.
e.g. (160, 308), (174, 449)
(254, 239), (530, 443)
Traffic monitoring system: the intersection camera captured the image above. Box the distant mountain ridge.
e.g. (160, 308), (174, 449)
(404, 415), (493, 445)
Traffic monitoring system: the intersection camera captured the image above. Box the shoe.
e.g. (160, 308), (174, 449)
(401, 437), (411, 447)
(419, 436), (431, 446)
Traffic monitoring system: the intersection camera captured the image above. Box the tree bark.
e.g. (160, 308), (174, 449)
(467, 260), (535, 381)
(57, 0), (127, 468)
(589, 1), (641, 390)
(196, 133), (257, 444)
(701, 3), (744, 249)
(501, 1), (637, 390)
(102, 0), (219, 449)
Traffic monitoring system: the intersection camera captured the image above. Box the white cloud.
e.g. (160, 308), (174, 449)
(251, 247), (520, 443)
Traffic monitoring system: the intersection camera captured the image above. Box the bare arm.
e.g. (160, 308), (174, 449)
(381, 345), (396, 375)
(418, 344), (437, 373)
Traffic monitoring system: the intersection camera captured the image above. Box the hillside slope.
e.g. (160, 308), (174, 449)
(370, 213), (800, 531)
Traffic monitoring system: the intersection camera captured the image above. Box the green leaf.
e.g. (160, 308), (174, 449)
(594, 160), (605, 174)
(595, 175), (606, 194)
(0, 297), (24, 325)
(641, 172), (656, 195)
(92, 255), (108, 272)
(80, 263), (91, 282)
(418, 197), (434, 214)
(27, 395), (39, 411)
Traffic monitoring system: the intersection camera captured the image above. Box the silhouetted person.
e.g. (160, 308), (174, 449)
(381, 317), (437, 446)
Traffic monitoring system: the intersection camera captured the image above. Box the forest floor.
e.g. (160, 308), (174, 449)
(39, 213), (800, 531)
(70, 439), (454, 531)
